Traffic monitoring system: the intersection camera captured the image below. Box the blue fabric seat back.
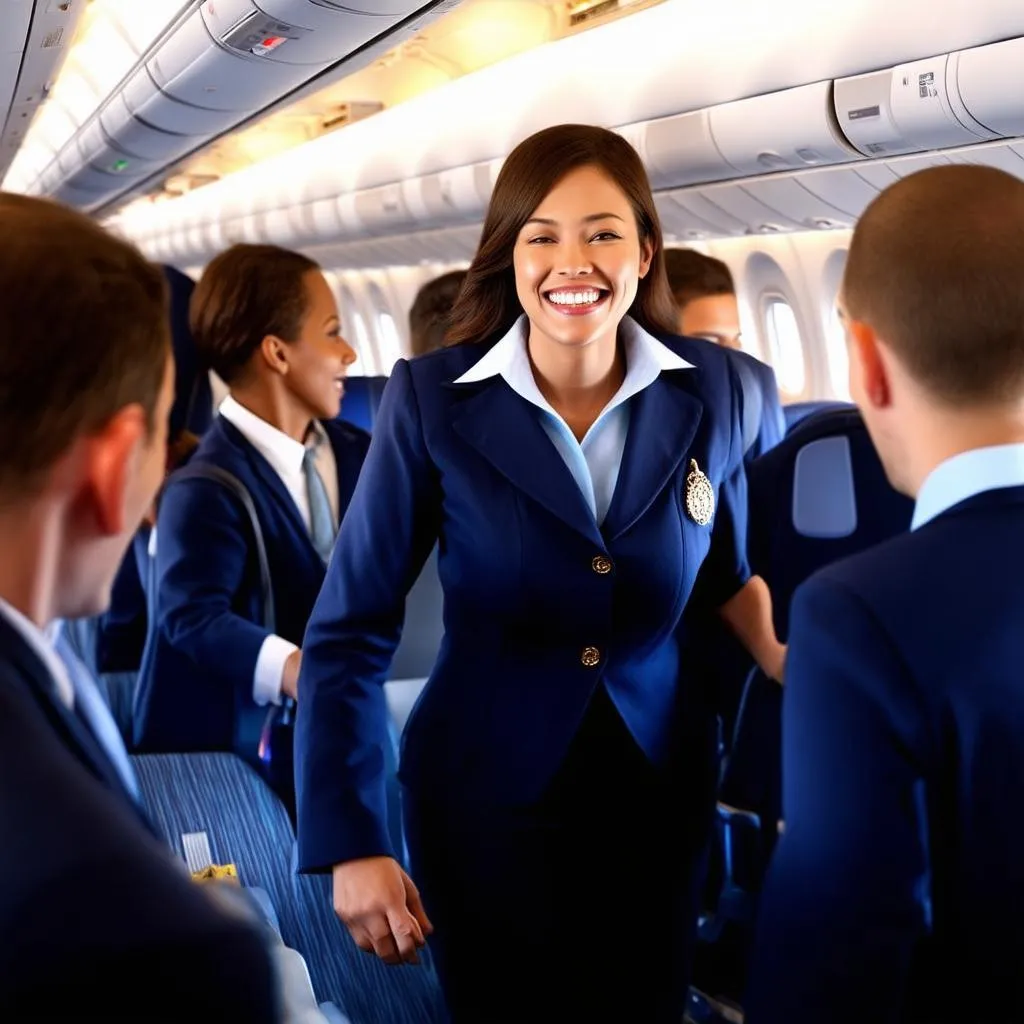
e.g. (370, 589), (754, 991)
(133, 753), (448, 1023)
(337, 376), (388, 433)
(783, 399), (853, 433)
(722, 407), (913, 832)
(749, 407), (913, 639)
(164, 266), (213, 439)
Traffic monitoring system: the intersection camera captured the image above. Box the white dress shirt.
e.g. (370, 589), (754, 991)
(0, 595), (74, 707)
(454, 314), (692, 525)
(218, 396), (340, 706)
(912, 442), (1024, 531)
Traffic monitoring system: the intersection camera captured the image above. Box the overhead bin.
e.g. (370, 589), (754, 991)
(639, 82), (858, 193)
(642, 110), (733, 190)
(100, 93), (211, 165)
(835, 50), (1001, 159)
(123, 68), (238, 137)
(954, 36), (1024, 139)
(710, 81), (859, 176)
(34, 0), (447, 213)
(352, 182), (417, 236)
(148, 8), (308, 113)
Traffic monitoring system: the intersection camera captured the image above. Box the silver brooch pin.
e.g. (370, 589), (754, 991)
(685, 458), (715, 526)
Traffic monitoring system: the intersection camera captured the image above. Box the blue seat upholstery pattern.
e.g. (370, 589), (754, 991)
(133, 753), (448, 1024)
(337, 377), (388, 434)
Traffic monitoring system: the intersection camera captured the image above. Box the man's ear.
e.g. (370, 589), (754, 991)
(79, 405), (146, 537)
(849, 319), (892, 409)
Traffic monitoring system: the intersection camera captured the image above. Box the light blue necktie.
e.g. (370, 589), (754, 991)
(303, 437), (336, 563)
(57, 635), (141, 803)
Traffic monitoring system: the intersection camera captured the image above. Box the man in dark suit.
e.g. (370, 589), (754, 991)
(0, 195), (281, 1018)
(746, 165), (1024, 1023)
(664, 247), (785, 460)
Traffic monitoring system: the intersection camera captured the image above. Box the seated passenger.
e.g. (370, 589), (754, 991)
(408, 269), (467, 357)
(0, 193), (280, 1019)
(746, 165), (1024, 1023)
(134, 244), (369, 778)
(664, 248), (784, 459)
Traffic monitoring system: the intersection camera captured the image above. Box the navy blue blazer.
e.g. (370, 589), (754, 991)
(746, 485), (1024, 1024)
(296, 334), (751, 870)
(134, 415), (370, 759)
(0, 614), (276, 1019)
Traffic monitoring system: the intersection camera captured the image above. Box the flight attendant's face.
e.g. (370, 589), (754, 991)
(513, 164), (653, 353)
(281, 270), (357, 421)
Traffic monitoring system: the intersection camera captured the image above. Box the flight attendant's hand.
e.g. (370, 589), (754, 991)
(332, 856), (433, 965)
(281, 649), (302, 700)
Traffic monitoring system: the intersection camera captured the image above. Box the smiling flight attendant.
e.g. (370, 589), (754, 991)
(295, 124), (785, 1023)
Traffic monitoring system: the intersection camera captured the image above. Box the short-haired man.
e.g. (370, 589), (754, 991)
(664, 248), (784, 459)
(747, 164), (1024, 1023)
(0, 195), (282, 1017)
(408, 269), (466, 357)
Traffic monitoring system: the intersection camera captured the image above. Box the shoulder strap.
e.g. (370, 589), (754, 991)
(169, 463), (276, 635)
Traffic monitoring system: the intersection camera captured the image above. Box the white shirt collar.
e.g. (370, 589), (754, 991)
(453, 315), (692, 434)
(912, 442), (1024, 530)
(219, 395), (325, 476)
(0, 596), (74, 707)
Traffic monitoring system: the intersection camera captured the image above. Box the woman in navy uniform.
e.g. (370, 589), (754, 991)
(295, 124), (784, 1023)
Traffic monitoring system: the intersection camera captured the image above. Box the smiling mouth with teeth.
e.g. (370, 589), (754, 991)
(544, 288), (608, 309)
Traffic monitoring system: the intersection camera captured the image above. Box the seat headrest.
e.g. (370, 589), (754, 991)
(163, 266), (213, 438)
(791, 435), (858, 539)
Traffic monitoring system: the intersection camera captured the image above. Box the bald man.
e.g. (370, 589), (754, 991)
(746, 165), (1024, 1023)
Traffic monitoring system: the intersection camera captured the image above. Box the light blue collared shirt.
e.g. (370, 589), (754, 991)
(454, 315), (692, 525)
(911, 442), (1024, 530)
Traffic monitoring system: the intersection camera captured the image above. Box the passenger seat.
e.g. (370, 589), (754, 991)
(133, 752), (448, 1024)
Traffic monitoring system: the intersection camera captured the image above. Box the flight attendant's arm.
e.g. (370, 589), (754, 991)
(295, 358), (440, 965)
(690, 359), (786, 680)
(157, 478), (291, 702)
(719, 575), (786, 682)
(744, 574), (930, 1024)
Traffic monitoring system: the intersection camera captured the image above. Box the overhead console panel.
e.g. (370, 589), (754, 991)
(834, 36), (1024, 158)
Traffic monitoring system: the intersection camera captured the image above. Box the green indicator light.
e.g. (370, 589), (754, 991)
(112, 158), (129, 172)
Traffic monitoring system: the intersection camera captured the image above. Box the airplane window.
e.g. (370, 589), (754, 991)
(366, 282), (402, 374)
(376, 310), (403, 374)
(763, 297), (805, 395)
(826, 305), (851, 400)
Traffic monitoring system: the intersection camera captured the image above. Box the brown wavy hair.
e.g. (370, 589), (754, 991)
(445, 124), (679, 346)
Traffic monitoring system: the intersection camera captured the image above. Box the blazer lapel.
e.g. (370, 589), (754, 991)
(449, 378), (605, 547)
(218, 419), (321, 562)
(0, 616), (144, 816)
(602, 371), (705, 542)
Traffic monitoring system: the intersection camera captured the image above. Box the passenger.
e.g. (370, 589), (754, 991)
(134, 244), (369, 787)
(664, 248), (743, 349)
(295, 123), (786, 1023)
(665, 248), (784, 459)
(746, 165), (1024, 1023)
(408, 269), (467, 356)
(0, 193), (279, 1018)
